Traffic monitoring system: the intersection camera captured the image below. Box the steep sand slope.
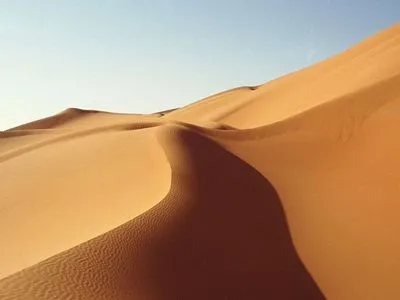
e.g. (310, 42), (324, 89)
(1, 23), (400, 299)
(0, 126), (324, 299)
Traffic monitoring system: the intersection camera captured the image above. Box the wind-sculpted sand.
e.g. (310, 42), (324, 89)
(1, 23), (400, 299)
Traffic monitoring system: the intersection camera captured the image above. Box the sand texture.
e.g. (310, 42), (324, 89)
(1, 23), (400, 299)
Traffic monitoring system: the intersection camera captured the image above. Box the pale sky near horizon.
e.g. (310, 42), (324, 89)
(1, 0), (399, 129)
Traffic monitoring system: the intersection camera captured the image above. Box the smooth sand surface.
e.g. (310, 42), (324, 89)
(1, 23), (400, 299)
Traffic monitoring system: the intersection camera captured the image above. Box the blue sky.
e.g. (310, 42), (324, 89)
(1, 0), (399, 129)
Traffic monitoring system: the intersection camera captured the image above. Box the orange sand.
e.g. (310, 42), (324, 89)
(1, 23), (400, 299)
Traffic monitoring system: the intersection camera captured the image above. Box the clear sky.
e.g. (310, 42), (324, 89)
(1, 0), (399, 129)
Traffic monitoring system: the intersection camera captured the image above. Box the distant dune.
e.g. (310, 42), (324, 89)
(1, 23), (400, 299)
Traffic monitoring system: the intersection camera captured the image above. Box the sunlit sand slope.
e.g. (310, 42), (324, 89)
(1, 23), (400, 299)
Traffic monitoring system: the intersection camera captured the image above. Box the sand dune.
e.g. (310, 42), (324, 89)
(1, 23), (400, 299)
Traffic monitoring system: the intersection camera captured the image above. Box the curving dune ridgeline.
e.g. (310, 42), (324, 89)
(2, 23), (400, 299)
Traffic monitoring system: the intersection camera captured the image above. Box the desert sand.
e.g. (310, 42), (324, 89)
(1, 23), (400, 299)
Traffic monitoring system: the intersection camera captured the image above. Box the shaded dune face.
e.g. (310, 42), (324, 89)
(3, 22), (400, 300)
(0, 126), (324, 299)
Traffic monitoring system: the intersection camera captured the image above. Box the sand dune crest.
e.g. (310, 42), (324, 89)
(2, 23), (400, 299)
